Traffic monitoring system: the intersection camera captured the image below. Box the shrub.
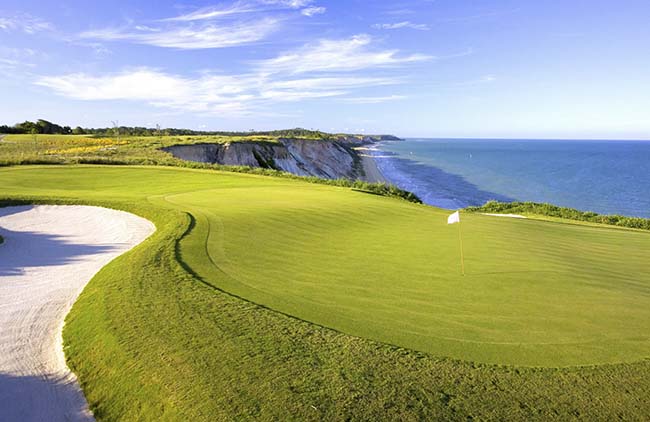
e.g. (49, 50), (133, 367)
(466, 200), (650, 230)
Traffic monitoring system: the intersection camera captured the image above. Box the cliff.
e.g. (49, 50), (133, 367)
(163, 139), (357, 179)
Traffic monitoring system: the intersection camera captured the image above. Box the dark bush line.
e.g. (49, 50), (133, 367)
(466, 200), (650, 230)
(0, 156), (422, 204)
(1, 120), (337, 139)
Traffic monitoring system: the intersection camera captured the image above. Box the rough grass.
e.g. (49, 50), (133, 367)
(0, 165), (648, 421)
(0, 134), (279, 166)
(0, 133), (342, 163)
(467, 200), (650, 230)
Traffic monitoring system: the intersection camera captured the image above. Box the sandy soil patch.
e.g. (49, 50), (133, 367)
(0, 205), (154, 422)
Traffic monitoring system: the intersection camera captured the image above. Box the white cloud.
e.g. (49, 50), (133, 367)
(0, 47), (41, 75)
(80, 0), (325, 49)
(0, 14), (52, 34)
(372, 21), (430, 31)
(35, 68), (402, 115)
(162, 3), (258, 22)
(0, 58), (32, 70)
(134, 25), (161, 32)
(260, 89), (344, 101)
(37, 70), (194, 101)
(0, 46), (38, 58)
(301, 6), (326, 17)
(451, 74), (497, 86)
(80, 18), (279, 49)
(341, 95), (407, 104)
(36, 69), (258, 115)
(36, 33), (426, 115)
(163, 0), (315, 22)
(263, 0), (313, 7)
(268, 76), (397, 90)
(258, 34), (431, 74)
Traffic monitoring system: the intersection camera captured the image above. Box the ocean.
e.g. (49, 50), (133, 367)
(371, 138), (650, 218)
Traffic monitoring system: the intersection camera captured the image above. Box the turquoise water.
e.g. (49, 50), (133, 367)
(372, 139), (650, 217)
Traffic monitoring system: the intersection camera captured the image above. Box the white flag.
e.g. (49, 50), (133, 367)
(447, 211), (460, 225)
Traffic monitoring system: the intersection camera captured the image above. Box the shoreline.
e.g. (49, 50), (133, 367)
(355, 147), (387, 184)
(371, 138), (650, 218)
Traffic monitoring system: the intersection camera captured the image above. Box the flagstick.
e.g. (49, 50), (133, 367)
(458, 214), (465, 276)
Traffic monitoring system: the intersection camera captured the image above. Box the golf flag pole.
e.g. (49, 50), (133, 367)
(447, 210), (465, 276)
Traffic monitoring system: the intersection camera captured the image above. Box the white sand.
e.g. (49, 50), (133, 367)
(0, 205), (155, 422)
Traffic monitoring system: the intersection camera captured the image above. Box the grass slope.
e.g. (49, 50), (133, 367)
(0, 165), (648, 420)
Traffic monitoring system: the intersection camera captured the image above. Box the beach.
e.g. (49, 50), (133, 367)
(355, 147), (386, 183)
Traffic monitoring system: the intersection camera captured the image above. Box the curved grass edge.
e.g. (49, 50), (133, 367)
(1, 196), (648, 421)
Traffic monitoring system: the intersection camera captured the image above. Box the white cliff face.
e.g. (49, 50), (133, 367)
(163, 139), (364, 180)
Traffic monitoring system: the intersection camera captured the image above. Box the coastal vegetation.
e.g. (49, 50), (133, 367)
(0, 165), (648, 420)
(0, 133), (420, 203)
(468, 200), (650, 230)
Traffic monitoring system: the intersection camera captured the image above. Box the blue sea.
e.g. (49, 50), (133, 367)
(371, 139), (650, 218)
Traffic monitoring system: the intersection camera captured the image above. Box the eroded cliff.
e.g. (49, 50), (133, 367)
(163, 137), (386, 180)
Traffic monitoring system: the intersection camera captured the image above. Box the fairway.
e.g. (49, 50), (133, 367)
(2, 166), (648, 367)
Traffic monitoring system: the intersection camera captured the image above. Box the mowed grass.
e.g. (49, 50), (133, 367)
(1, 165), (649, 420)
(168, 185), (650, 366)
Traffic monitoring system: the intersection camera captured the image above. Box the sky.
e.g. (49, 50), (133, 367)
(1, 0), (649, 139)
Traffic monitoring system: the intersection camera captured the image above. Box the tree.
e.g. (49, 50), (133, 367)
(15, 121), (38, 134)
(36, 119), (64, 134)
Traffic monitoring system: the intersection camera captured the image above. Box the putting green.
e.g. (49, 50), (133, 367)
(2, 165), (649, 367)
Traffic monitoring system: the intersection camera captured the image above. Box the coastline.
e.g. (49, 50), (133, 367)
(370, 138), (650, 218)
(355, 147), (387, 183)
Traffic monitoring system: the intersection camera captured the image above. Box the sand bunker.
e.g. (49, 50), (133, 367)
(0, 205), (154, 422)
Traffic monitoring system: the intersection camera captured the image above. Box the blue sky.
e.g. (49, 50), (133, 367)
(1, 0), (649, 138)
